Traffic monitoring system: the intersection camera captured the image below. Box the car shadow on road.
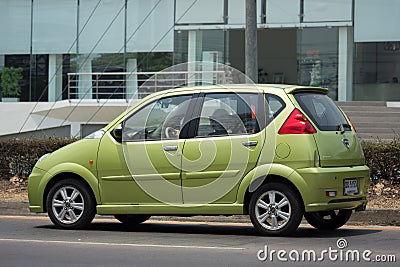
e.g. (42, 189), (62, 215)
(37, 222), (382, 238)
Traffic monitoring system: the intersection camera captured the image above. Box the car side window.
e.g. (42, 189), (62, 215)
(195, 93), (261, 137)
(265, 94), (285, 123)
(122, 95), (192, 141)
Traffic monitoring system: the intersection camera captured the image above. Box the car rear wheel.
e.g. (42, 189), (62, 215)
(114, 215), (151, 224)
(249, 183), (303, 236)
(304, 209), (352, 230)
(46, 179), (95, 229)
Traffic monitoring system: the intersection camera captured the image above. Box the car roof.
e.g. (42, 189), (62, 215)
(147, 84), (329, 98)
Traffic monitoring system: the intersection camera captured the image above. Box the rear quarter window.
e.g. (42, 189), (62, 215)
(265, 94), (285, 122)
(293, 92), (348, 131)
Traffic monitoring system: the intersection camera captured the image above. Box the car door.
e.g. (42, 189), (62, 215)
(97, 93), (193, 205)
(181, 91), (266, 204)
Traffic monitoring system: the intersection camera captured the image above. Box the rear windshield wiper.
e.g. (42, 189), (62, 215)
(337, 123), (352, 134)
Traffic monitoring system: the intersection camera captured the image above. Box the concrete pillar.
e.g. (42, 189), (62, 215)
(202, 51), (221, 85)
(338, 27), (354, 101)
(77, 55), (93, 99)
(48, 54), (63, 102)
(0, 55), (4, 70)
(188, 30), (202, 85)
(245, 0), (258, 83)
(126, 58), (138, 100)
(70, 122), (81, 138)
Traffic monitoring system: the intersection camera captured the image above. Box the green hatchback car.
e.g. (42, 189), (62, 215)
(28, 84), (369, 236)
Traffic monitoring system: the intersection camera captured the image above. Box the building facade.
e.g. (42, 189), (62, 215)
(1, 0), (400, 102)
(1, 0), (400, 138)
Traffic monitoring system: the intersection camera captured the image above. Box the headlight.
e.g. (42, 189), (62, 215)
(85, 129), (105, 139)
(35, 153), (51, 166)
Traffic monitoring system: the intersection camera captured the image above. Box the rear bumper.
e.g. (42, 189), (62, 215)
(306, 197), (367, 212)
(292, 165), (369, 212)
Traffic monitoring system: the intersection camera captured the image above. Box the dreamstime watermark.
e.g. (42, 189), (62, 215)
(257, 238), (397, 263)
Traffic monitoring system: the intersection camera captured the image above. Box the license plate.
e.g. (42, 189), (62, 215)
(344, 179), (358, 195)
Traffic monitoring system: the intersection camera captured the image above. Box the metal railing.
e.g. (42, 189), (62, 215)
(67, 70), (227, 100)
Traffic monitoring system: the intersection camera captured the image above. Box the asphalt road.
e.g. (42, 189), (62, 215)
(0, 215), (398, 267)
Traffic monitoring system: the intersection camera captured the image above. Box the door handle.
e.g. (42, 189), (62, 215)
(242, 141), (258, 147)
(163, 145), (178, 152)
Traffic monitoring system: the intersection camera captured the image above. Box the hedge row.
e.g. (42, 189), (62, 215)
(0, 138), (76, 179)
(0, 137), (399, 183)
(362, 137), (400, 183)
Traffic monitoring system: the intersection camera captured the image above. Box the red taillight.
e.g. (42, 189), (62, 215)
(278, 109), (317, 134)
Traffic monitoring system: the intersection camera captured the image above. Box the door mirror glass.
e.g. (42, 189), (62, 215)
(112, 125), (123, 142)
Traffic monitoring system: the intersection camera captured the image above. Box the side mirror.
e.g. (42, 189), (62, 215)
(112, 126), (123, 142)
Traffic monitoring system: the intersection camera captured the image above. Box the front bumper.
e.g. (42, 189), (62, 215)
(28, 167), (48, 213)
(292, 165), (369, 213)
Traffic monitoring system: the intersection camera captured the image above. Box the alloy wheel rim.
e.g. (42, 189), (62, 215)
(52, 186), (84, 224)
(255, 190), (291, 230)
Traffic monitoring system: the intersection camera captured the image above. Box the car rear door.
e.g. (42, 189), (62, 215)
(181, 91), (266, 204)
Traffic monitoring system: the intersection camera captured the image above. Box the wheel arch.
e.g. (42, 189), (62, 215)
(40, 163), (101, 212)
(236, 164), (307, 214)
(43, 173), (98, 212)
(242, 175), (305, 214)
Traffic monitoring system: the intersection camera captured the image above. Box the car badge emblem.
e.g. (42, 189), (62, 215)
(342, 138), (350, 149)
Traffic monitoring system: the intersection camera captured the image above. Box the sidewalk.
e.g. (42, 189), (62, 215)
(1, 200), (399, 226)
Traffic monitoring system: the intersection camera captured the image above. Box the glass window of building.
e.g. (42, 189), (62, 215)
(354, 42), (400, 101)
(297, 27), (339, 100)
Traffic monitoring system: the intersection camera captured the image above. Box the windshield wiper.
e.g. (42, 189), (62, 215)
(337, 123), (352, 134)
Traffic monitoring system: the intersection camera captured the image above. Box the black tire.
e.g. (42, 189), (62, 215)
(46, 179), (96, 229)
(304, 209), (352, 230)
(114, 215), (151, 224)
(249, 183), (303, 236)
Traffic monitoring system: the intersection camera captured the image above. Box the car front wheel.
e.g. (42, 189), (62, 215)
(304, 209), (352, 230)
(46, 179), (95, 229)
(249, 183), (303, 236)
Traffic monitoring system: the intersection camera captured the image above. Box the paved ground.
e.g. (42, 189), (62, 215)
(2, 200), (400, 226)
(0, 215), (398, 267)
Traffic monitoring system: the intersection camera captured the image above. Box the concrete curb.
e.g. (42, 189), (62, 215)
(0, 200), (31, 216)
(1, 200), (399, 226)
